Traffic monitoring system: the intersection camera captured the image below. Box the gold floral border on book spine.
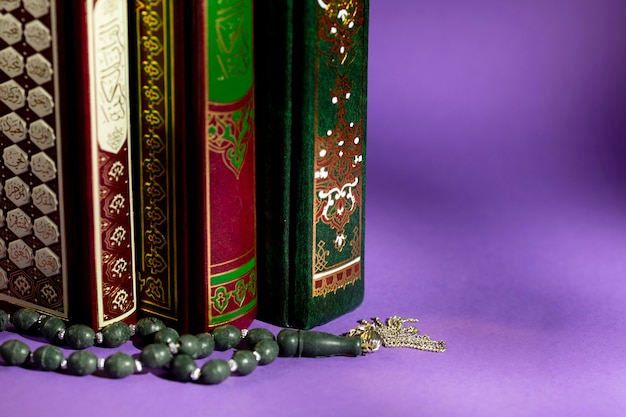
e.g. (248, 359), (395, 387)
(134, 0), (177, 319)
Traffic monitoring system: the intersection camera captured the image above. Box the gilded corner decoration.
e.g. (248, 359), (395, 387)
(313, 0), (365, 297)
(207, 89), (254, 179)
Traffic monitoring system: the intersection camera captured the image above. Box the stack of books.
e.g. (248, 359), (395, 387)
(0, 0), (369, 333)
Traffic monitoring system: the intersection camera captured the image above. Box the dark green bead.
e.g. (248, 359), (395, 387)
(11, 308), (40, 333)
(244, 328), (275, 347)
(1, 340), (31, 365)
(135, 317), (166, 341)
(67, 350), (97, 376)
(101, 322), (131, 348)
(154, 327), (179, 345)
(65, 324), (95, 349)
(199, 359), (230, 385)
(276, 329), (298, 357)
(32, 345), (64, 371)
(104, 352), (135, 378)
(277, 329), (362, 357)
(0, 310), (9, 332)
(195, 333), (215, 358)
(212, 325), (241, 351)
(169, 354), (197, 382)
(254, 339), (279, 365)
(178, 334), (200, 358)
(139, 343), (173, 368)
(232, 350), (257, 376)
(41, 316), (66, 343)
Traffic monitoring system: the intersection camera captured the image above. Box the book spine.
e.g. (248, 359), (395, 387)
(306, 0), (367, 320)
(131, 1), (189, 329)
(81, 0), (138, 328)
(188, 0), (257, 331)
(0, 0), (70, 320)
(0, 0), (137, 329)
(254, 0), (293, 326)
(256, 0), (368, 328)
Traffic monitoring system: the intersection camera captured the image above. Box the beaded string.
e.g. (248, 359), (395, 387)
(1, 308), (445, 383)
(0, 308), (281, 384)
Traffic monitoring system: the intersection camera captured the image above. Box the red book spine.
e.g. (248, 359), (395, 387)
(187, 0), (257, 331)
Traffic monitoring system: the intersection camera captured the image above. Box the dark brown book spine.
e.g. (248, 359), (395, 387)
(131, 0), (189, 330)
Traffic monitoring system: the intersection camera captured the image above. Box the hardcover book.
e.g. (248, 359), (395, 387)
(0, 0), (137, 329)
(255, 0), (369, 328)
(131, 0), (257, 332)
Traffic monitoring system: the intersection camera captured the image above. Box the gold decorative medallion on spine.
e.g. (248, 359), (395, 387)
(312, 0), (365, 297)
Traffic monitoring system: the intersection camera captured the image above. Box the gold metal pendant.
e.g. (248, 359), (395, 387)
(345, 316), (447, 354)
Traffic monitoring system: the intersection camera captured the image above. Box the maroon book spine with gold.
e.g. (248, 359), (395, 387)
(187, 0), (257, 331)
(0, 0), (137, 329)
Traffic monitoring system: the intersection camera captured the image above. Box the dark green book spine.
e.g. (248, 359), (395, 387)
(256, 0), (368, 328)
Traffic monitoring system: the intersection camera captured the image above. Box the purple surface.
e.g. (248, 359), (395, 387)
(2, 0), (626, 415)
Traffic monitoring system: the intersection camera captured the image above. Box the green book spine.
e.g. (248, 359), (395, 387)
(255, 0), (368, 328)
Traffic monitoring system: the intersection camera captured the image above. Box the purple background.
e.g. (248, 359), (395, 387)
(2, 0), (626, 415)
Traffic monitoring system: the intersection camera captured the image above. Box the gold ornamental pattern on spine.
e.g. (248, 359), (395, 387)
(205, 0), (257, 328)
(312, 0), (365, 297)
(0, 1), (69, 317)
(134, 0), (178, 320)
(89, 0), (137, 327)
